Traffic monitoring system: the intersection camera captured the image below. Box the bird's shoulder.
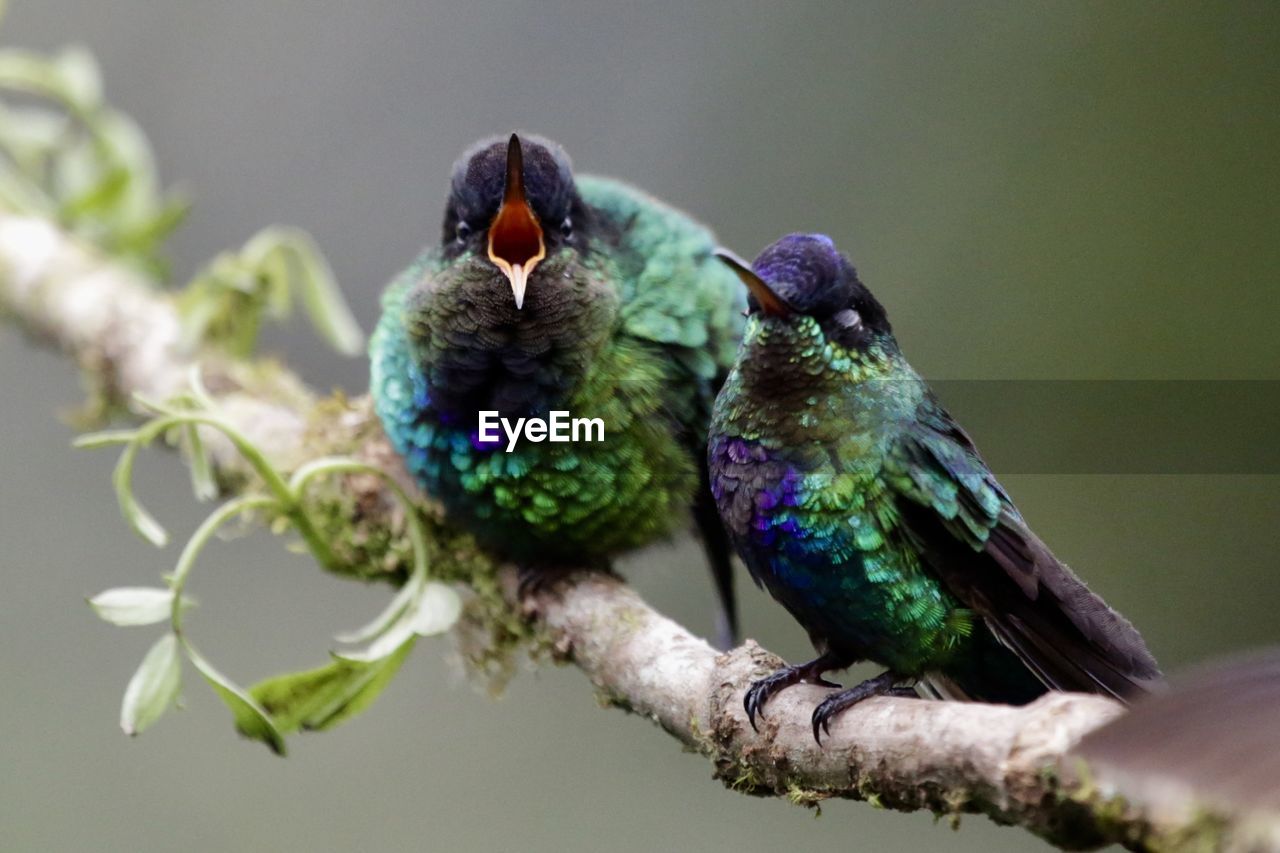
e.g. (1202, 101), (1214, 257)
(376, 247), (445, 318)
(578, 175), (744, 379)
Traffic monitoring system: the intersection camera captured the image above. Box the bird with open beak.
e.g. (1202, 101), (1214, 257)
(370, 133), (746, 647)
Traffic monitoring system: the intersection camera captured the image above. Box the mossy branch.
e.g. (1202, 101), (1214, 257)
(1, 213), (1274, 852)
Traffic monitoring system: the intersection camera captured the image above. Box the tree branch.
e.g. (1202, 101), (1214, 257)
(0, 213), (1267, 851)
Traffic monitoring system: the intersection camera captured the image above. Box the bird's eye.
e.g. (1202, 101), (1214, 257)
(832, 308), (863, 331)
(560, 217), (573, 237)
(455, 221), (472, 243)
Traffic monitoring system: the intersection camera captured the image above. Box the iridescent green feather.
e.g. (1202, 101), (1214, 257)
(370, 175), (744, 562)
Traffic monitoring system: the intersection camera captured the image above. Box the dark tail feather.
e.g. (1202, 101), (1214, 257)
(694, 465), (738, 650)
(926, 624), (1050, 705)
(982, 516), (1164, 702)
(898, 500), (1162, 705)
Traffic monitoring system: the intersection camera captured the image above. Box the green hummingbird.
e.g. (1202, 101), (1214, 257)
(369, 133), (745, 644)
(708, 233), (1162, 740)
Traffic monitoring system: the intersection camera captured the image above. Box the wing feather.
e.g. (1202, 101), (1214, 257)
(887, 394), (1162, 700)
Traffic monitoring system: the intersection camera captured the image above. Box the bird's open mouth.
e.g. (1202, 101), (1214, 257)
(487, 134), (546, 310)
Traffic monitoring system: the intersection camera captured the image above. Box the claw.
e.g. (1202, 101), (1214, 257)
(744, 673), (788, 731)
(516, 564), (546, 599)
(810, 670), (912, 745)
(743, 651), (848, 732)
(743, 689), (762, 731)
(517, 563), (586, 600)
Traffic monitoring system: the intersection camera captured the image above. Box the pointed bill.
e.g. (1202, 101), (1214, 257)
(487, 133), (546, 309)
(714, 248), (793, 317)
(509, 263), (531, 309)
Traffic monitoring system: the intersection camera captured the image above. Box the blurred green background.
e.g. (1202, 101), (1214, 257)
(2, 2), (1278, 851)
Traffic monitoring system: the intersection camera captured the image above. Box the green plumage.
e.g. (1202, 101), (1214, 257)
(370, 140), (744, 606)
(709, 234), (1160, 731)
(712, 314), (981, 675)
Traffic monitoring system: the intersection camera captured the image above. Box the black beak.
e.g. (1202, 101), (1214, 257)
(714, 249), (793, 317)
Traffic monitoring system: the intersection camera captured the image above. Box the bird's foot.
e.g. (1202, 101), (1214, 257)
(516, 562), (616, 602)
(744, 652), (844, 732)
(811, 670), (914, 744)
(516, 563), (578, 600)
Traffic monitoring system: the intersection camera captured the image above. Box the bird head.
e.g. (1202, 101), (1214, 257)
(444, 132), (583, 309)
(715, 234), (891, 353)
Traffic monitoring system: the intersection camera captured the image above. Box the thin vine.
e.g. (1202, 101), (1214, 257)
(84, 371), (461, 753)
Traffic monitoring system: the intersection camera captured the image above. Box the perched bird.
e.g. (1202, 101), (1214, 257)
(707, 234), (1162, 740)
(370, 133), (744, 644)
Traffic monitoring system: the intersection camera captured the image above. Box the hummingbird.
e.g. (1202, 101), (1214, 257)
(707, 234), (1162, 740)
(369, 133), (745, 645)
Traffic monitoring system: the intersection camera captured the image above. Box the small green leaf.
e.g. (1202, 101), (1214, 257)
(185, 423), (217, 501)
(0, 49), (65, 101)
(332, 571), (423, 645)
(89, 586), (189, 626)
(0, 103), (69, 160)
(120, 633), (182, 735)
(337, 582), (461, 663)
(58, 165), (129, 220)
(50, 131), (97, 202)
(117, 192), (188, 253)
(248, 638), (416, 734)
(408, 582), (462, 637)
(0, 42), (182, 270)
(250, 240), (293, 319)
(53, 45), (102, 108)
(113, 436), (168, 547)
(0, 161), (56, 216)
(183, 641), (286, 756)
(281, 229), (365, 356)
(335, 619), (416, 664)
